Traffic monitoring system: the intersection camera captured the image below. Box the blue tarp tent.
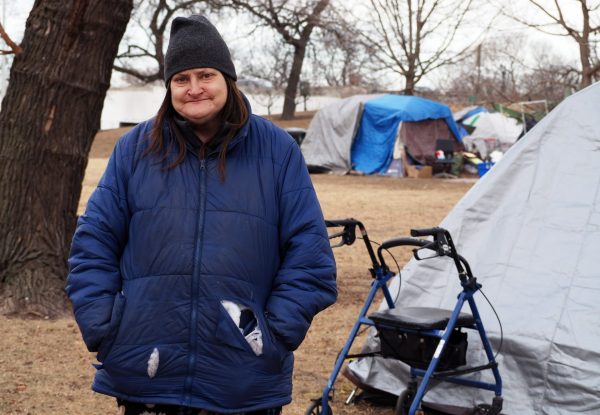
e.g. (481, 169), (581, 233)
(301, 94), (461, 175)
(350, 95), (461, 174)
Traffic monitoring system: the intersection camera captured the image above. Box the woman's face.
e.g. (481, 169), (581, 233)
(170, 68), (228, 127)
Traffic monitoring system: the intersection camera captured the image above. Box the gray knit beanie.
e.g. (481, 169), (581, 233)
(164, 15), (237, 84)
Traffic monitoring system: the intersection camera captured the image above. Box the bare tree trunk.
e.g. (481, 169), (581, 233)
(579, 42), (593, 88)
(281, 44), (306, 120)
(403, 82), (414, 95)
(403, 61), (417, 95)
(213, 0), (330, 120)
(0, 0), (133, 317)
(511, 0), (598, 91)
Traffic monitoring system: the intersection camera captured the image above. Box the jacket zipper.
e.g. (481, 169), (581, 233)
(184, 158), (207, 405)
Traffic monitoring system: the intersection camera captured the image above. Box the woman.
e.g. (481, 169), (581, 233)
(66, 15), (337, 415)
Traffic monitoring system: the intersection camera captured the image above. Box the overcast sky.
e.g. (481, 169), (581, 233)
(1, 0), (585, 89)
(4, 1), (586, 44)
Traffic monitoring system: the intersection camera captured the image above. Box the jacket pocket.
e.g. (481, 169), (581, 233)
(97, 292), (126, 363)
(214, 300), (287, 374)
(215, 301), (256, 354)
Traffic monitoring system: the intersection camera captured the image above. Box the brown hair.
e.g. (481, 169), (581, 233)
(146, 75), (249, 179)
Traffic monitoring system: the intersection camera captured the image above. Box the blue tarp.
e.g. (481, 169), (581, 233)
(350, 95), (461, 175)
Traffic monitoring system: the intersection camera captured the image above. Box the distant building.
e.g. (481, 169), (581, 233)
(100, 83), (340, 130)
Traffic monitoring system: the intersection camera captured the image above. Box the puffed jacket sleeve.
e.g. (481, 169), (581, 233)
(65, 139), (131, 354)
(265, 141), (337, 351)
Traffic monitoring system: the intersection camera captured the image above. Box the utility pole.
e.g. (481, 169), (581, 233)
(475, 43), (481, 100)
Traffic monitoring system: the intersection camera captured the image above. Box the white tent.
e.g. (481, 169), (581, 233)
(347, 82), (600, 414)
(462, 112), (523, 158)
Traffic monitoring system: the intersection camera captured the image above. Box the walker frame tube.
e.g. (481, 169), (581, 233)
(404, 290), (502, 415)
(379, 228), (503, 415)
(316, 219), (395, 415)
(311, 223), (502, 415)
(320, 269), (394, 414)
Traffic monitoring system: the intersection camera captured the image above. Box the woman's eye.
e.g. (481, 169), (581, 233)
(174, 77), (187, 83)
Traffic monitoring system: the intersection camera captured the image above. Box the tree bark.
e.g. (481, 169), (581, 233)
(579, 41), (592, 88)
(281, 43), (306, 120)
(0, 0), (133, 317)
(403, 77), (415, 95)
(578, 1), (593, 88)
(403, 61), (417, 95)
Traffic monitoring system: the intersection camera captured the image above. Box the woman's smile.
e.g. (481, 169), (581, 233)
(170, 68), (227, 130)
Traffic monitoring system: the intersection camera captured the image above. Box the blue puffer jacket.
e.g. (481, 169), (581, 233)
(66, 113), (337, 412)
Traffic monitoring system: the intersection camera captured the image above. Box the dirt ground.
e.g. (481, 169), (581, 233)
(0, 127), (475, 415)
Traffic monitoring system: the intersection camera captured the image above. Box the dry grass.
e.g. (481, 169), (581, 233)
(0, 122), (475, 415)
(264, 111), (316, 130)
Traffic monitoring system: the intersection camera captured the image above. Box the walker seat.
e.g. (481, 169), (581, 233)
(370, 307), (475, 330)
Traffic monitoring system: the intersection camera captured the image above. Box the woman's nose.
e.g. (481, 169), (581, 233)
(188, 79), (203, 95)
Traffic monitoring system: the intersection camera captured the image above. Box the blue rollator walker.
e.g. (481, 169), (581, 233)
(306, 220), (503, 415)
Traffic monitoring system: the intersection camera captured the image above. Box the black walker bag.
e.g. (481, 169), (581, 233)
(377, 328), (468, 371)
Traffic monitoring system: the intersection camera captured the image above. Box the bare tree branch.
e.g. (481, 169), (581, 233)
(497, 0), (600, 88)
(113, 65), (163, 83)
(440, 34), (579, 107)
(210, 0), (332, 119)
(360, 0), (490, 94)
(117, 44), (154, 59)
(305, 4), (381, 90)
(114, 0), (209, 83)
(0, 22), (22, 55)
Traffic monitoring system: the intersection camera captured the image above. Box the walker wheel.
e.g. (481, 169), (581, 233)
(395, 389), (415, 415)
(472, 396), (503, 415)
(305, 400), (333, 415)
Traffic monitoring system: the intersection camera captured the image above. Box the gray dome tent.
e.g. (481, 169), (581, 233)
(347, 82), (600, 413)
(301, 94), (380, 174)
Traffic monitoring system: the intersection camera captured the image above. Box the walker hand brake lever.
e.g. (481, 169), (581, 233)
(411, 227), (451, 257)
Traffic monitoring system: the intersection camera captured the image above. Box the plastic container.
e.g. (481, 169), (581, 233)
(477, 161), (495, 177)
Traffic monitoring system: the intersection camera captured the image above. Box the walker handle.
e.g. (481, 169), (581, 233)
(411, 227), (470, 277)
(325, 219), (360, 247)
(379, 237), (430, 250)
(411, 227), (451, 259)
(410, 227), (445, 238)
(377, 237), (436, 269)
(325, 218), (380, 270)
